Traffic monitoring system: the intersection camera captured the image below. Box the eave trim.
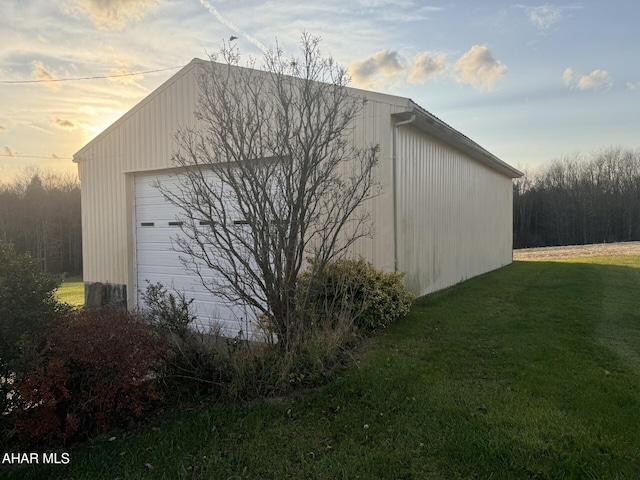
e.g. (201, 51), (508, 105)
(393, 100), (523, 179)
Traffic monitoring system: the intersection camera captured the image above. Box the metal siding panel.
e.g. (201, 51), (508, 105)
(78, 63), (513, 307)
(78, 66), (401, 290)
(77, 67), (201, 287)
(341, 98), (394, 271)
(396, 125), (513, 297)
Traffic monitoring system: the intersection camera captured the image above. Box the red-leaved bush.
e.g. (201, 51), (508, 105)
(12, 308), (167, 447)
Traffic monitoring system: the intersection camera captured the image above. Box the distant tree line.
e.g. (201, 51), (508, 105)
(0, 168), (82, 275)
(514, 147), (640, 248)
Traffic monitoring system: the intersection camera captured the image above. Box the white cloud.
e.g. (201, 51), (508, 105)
(53, 118), (78, 130)
(199, 0), (268, 52)
(358, 0), (414, 7)
(519, 4), (563, 29)
(70, 0), (160, 30)
(4, 146), (20, 157)
(31, 61), (58, 81)
(408, 52), (447, 84)
(108, 58), (145, 86)
(565, 67), (612, 90)
(358, 0), (443, 21)
(349, 49), (448, 88)
(31, 61), (60, 90)
(626, 81), (640, 91)
(577, 70), (612, 90)
(78, 106), (98, 116)
(563, 67), (575, 86)
(349, 50), (406, 88)
(454, 45), (507, 91)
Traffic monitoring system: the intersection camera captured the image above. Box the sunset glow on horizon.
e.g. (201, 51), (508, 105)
(1, 0), (639, 182)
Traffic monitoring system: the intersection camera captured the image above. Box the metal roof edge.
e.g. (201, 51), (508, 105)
(346, 86), (412, 109)
(73, 58), (204, 163)
(395, 100), (523, 179)
(73, 60), (523, 180)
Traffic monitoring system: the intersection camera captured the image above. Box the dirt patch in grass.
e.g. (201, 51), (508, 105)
(514, 241), (640, 260)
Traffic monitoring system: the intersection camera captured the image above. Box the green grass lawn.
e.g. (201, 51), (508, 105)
(11, 257), (640, 479)
(55, 277), (84, 307)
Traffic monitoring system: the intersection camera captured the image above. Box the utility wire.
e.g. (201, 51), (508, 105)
(0, 66), (185, 84)
(0, 65), (185, 160)
(0, 154), (73, 160)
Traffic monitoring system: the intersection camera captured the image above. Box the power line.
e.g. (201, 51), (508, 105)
(0, 66), (185, 84)
(0, 154), (72, 160)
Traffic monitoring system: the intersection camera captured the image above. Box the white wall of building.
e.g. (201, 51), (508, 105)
(395, 124), (514, 296)
(74, 59), (519, 312)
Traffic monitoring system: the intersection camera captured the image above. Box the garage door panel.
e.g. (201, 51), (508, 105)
(135, 171), (260, 340)
(137, 272), (231, 291)
(135, 208), (183, 222)
(137, 263), (230, 284)
(136, 251), (184, 266)
(135, 237), (182, 251)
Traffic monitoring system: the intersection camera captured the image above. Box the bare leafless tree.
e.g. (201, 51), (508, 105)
(0, 167), (82, 274)
(157, 34), (380, 351)
(513, 147), (640, 248)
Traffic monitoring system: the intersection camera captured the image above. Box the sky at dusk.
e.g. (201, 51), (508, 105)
(1, 0), (638, 182)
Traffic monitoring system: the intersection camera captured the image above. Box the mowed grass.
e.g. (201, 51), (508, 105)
(55, 277), (84, 307)
(11, 258), (640, 479)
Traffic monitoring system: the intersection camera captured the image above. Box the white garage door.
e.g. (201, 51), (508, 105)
(135, 171), (257, 339)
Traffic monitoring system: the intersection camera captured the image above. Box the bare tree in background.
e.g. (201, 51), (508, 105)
(512, 147), (640, 248)
(0, 167), (82, 274)
(157, 34), (380, 351)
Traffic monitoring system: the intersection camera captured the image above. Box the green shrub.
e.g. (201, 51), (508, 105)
(140, 282), (232, 399)
(140, 281), (196, 336)
(12, 308), (166, 447)
(299, 257), (414, 332)
(136, 261), (414, 403)
(0, 241), (69, 449)
(224, 323), (358, 398)
(0, 241), (67, 371)
(138, 283), (354, 400)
